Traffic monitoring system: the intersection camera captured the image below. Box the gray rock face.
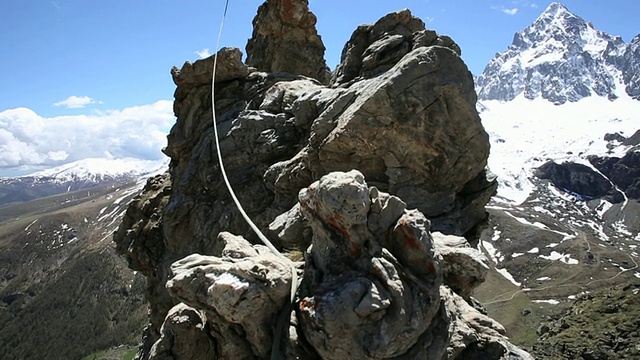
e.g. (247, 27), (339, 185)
(476, 2), (640, 104)
(590, 149), (640, 200)
(166, 233), (294, 359)
(331, 9), (461, 86)
(246, 0), (330, 83)
(114, 2), (526, 359)
(622, 35), (640, 100)
(148, 304), (215, 360)
(535, 161), (617, 200)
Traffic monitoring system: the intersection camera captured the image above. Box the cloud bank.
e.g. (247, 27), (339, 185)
(0, 100), (174, 177)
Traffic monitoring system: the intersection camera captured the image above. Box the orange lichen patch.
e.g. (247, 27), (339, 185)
(299, 297), (312, 311)
(298, 187), (320, 216)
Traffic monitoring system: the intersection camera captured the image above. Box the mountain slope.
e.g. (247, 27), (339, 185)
(471, 3), (640, 357)
(0, 158), (167, 206)
(476, 2), (639, 104)
(0, 178), (151, 360)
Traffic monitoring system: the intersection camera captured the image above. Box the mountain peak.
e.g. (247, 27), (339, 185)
(527, 2), (585, 41)
(543, 2), (570, 16)
(476, 2), (640, 104)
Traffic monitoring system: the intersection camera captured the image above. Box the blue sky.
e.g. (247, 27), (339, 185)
(0, 0), (638, 176)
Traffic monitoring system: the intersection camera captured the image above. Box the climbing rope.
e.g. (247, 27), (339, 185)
(210, 1), (297, 358)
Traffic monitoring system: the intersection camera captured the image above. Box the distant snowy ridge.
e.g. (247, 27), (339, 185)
(0, 157), (168, 206)
(26, 157), (168, 183)
(476, 2), (640, 104)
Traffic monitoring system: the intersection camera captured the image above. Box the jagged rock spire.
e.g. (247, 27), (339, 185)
(246, 0), (330, 83)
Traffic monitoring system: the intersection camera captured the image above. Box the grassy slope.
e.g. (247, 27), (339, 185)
(0, 182), (148, 360)
(474, 209), (640, 354)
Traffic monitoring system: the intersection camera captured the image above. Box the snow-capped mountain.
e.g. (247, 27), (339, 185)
(27, 157), (168, 184)
(476, 2), (640, 104)
(0, 158), (168, 206)
(472, 6), (640, 353)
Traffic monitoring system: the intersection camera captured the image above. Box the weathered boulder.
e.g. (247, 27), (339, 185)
(171, 47), (248, 88)
(166, 232), (295, 359)
(433, 232), (489, 301)
(246, 0), (330, 83)
(147, 303), (215, 360)
(296, 171), (443, 359)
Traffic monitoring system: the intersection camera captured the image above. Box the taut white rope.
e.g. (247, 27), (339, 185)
(210, 1), (297, 358)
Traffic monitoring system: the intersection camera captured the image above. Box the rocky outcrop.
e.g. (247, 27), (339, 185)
(534, 148), (640, 203)
(622, 34), (640, 100)
(535, 161), (617, 200)
(144, 171), (529, 359)
(114, 173), (174, 358)
(166, 233), (294, 359)
(331, 9), (461, 86)
(246, 0), (330, 83)
(114, 1), (523, 359)
(589, 149), (640, 200)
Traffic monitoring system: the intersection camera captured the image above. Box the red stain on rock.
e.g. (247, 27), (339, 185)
(326, 214), (348, 238)
(426, 261), (437, 276)
(326, 214), (360, 256)
(395, 218), (422, 250)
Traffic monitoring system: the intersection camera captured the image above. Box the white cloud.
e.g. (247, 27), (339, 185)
(0, 100), (175, 176)
(511, 0), (537, 8)
(492, 5), (519, 15)
(53, 95), (100, 109)
(195, 48), (213, 59)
